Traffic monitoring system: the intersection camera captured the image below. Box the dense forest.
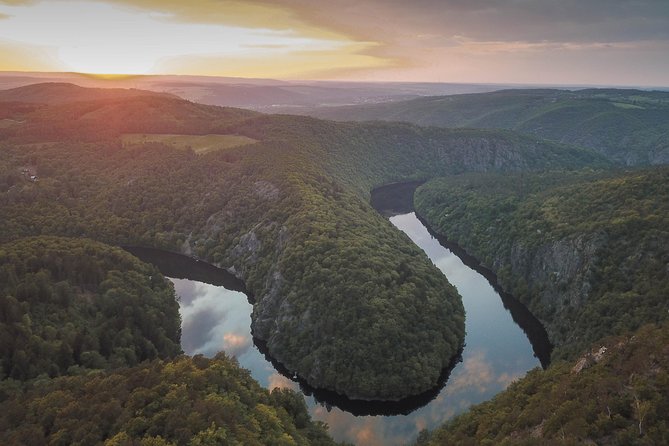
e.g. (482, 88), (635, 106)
(0, 83), (608, 401)
(418, 322), (669, 445)
(0, 236), (181, 380)
(0, 236), (338, 445)
(2, 83), (667, 444)
(0, 354), (340, 445)
(414, 168), (669, 443)
(415, 167), (669, 359)
(0, 136), (463, 401)
(303, 89), (669, 165)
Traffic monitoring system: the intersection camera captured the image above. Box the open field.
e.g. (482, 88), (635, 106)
(121, 133), (257, 154)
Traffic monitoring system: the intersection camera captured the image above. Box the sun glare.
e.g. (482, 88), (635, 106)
(0, 1), (347, 76)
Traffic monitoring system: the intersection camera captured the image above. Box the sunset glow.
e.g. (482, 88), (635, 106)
(0, 0), (383, 77)
(0, 0), (668, 85)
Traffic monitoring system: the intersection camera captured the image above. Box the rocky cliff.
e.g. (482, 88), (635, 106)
(415, 168), (669, 359)
(492, 231), (608, 348)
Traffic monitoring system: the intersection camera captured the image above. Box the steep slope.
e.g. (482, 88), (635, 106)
(0, 235), (340, 444)
(0, 83), (607, 401)
(412, 167), (669, 444)
(305, 89), (669, 165)
(0, 354), (340, 445)
(420, 322), (669, 445)
(0, 236), (181, 381)
(415, 167), (669, 359)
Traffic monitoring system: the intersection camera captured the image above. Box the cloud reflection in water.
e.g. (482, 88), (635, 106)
(167, 211), (540, 445)
(172, 278), (253, 358)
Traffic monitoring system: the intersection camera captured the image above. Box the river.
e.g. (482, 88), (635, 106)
(125, 185), (551, 445)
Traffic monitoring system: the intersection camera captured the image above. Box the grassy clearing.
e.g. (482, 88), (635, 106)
(611, 101), (645, 110)
(121, 133), (257, 154)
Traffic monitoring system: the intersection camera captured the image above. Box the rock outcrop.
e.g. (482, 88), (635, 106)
(492, 232), (607, 346)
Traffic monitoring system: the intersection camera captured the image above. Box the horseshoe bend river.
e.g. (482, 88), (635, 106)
(125, 183), (551, 446)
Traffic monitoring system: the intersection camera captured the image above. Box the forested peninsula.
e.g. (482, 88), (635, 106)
(0, 83), (606, 401)
(0, 236), (339, 445)
(3, 83), (667, 445)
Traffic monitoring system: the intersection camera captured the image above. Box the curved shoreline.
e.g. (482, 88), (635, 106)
(123, 242), (466, 414)
(121, 245), (253, 299)
(370, 181), (552, 368)
(413, 212), (553, 368)
(124, 179), (551, 414)
(254, 337), (464, 416)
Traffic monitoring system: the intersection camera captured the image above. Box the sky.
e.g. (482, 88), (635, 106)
(1, 0), (668, 85)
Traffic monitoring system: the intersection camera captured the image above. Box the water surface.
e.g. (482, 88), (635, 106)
(148, 209), (547, 445)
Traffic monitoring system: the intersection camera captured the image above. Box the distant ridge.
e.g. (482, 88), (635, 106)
(302, 88), (669, 165)
(0, 82), (257, 140)
(0, 82), (176, 105)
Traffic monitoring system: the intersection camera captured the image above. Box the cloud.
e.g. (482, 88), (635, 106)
(242, 44), (291, 49)
(267, 372), (298, 391)
(0, 39), (62, 71)
(0, 0), (393, 77)
(1, 0), (668, 84)
(311, 408), (390, 446)
(445, 350), (495, 395)
(179, 306), (225, 354)
(222, 332), (251, 357)
(107, 0), (669, 46)
(155, 44), (393, 79)
(102, 0), (353, 41)
(105, 0), (669, 83)
(497, 371), (522, 388)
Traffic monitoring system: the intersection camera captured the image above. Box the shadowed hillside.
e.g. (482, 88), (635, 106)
(304, 89), (669, 165)
(0, 83), (607, 402)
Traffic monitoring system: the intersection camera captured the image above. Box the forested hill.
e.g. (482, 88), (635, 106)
(415, 167), (669, 360)
(0, 235), (339, 445)
(0, 236), (181, 381)
(418, 321), (669, 445)
(413, 167), (669, 444)
(0, 82), (177, 105)
(0, 87), (257, 142)
(0, 83), (605, 402)
(1, 344), (339, 445)
(302, 89), (669, 166)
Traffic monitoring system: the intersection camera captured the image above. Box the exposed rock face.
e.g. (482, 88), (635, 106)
(254, 180), (280, 200)
(252, 269), (285, 340)
(490, 232), (607, 347)
(572, 345), (608, 374)
(650, 145), (669, 165)
(180, 233), (193, 256)
(223, 220), (295, 359)
(437, 137), (529, 172)
(231, 228), (261, 263)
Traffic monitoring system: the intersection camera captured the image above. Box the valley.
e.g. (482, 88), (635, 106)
(0, 82), (667, 445)
(122, 186), (549, 445)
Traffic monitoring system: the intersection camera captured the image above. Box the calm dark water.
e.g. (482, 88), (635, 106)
(126, 187), (550, 445)
(126, 182), (551, 446)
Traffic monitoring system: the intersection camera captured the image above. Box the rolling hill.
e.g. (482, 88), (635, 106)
(0, 83), (607, 402)
(304, 89), (669, 165)
(0, 82), (175, 105)
(1, 82), (667, 445)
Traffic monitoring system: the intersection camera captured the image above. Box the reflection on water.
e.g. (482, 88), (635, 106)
(168, 211), (543, 445)
(171, 278), (281, 389)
